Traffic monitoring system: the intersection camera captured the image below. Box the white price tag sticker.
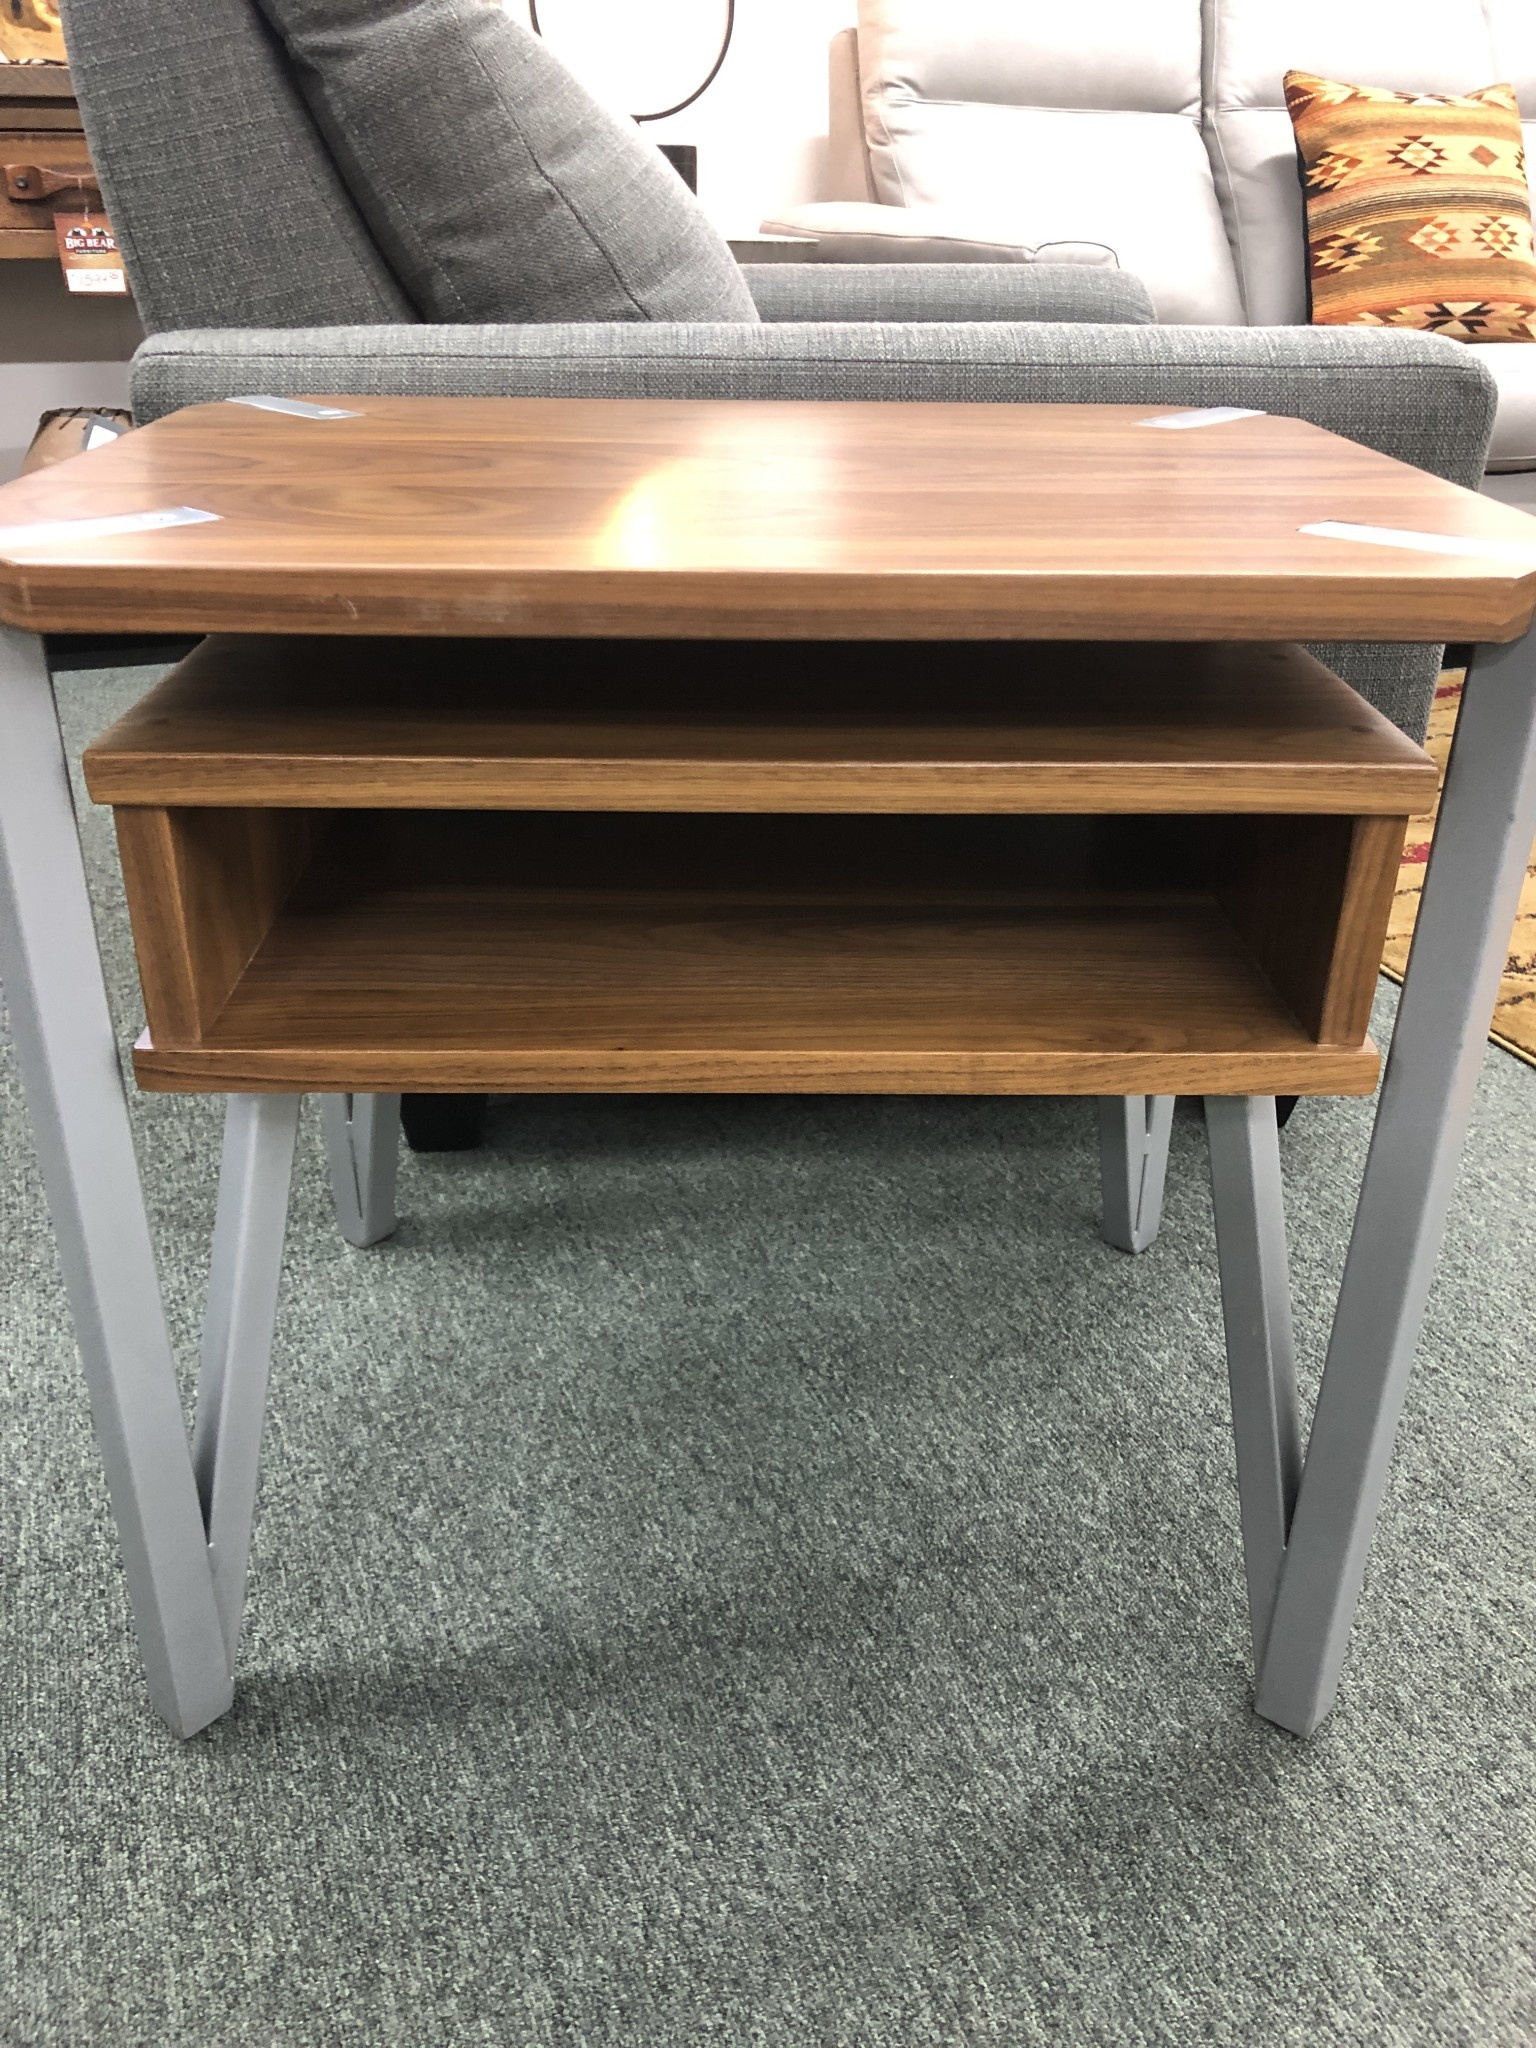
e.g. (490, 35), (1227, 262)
(63, 268), (128, 295)
(226, 395), (361, 420)
(0, 506), (220, 549)
(1301, 520), (1536, 565)
(1141, 407), (1266, 430)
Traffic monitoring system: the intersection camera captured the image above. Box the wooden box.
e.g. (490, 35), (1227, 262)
(0, 64), (97, 259)
(82, 634), (1438, 1098)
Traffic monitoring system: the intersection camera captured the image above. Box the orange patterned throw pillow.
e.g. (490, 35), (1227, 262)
(1284, 70), (1536, 342)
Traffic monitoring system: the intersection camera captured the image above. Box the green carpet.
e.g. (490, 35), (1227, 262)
(4, 665), (1536, 2046)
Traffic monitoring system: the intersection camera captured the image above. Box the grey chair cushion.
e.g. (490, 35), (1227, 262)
(742, 263), (1155, 324)
(251, 0), (759, 326)
(59, 0), (414, 332)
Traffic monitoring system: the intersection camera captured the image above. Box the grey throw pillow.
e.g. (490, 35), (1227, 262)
(252, 0), (759, 325)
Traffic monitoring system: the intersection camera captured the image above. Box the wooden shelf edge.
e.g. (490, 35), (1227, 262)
(132, 1041), (1381, 1097)
(0, 64), (74, 97)
(87, 761), (1438, 816)
(0, 232), (62, 259)
(7, 573), (1535, 644)
(79, 635), (1439, 814)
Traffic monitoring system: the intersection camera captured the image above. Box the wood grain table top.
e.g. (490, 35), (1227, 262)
(1, 396), (1535, 641)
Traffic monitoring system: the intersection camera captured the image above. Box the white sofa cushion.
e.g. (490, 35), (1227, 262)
(1472, 342), (1536, 470)
(856, 0), (1244, 325)
(1488, 0), (1536, 232)
(1203, 0), (1535, 327)
(760, 201), (1119, 267)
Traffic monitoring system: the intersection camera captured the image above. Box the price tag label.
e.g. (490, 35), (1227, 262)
(0, 506), (220, 550)
(1301, 520), (1536, 564)
(54, 212), (128, 296)
(1141, 408), (1266, 430)
(226, 395), (362, 420)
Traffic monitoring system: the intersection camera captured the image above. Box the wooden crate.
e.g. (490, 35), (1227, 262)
(0, 64), (98, 260)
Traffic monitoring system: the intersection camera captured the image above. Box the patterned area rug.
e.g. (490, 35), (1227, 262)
(1383, 671), (1536, 1067)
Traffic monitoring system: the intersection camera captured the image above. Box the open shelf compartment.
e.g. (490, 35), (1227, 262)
(82, 637), (1436, 1098)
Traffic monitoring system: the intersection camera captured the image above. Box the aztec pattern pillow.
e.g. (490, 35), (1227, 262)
(1283, 70), (1536, 343)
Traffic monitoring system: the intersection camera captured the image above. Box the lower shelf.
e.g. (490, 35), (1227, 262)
(131, 865), (1380, 1096)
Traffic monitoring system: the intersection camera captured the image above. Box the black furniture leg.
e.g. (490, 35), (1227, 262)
(400, 1094), (490, 1152)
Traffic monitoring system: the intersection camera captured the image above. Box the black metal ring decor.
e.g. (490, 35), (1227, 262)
(526, 0), (736, 122)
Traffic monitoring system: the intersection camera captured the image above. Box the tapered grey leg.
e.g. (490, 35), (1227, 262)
(321, 1092), (400, 1248)
(192, 1094), (299, 1661)
(0, 624), (231, 1737)
(1099, 1095), (1174, 1253)
(1205, 1096), (1303, 1668)
(1257, 629), (1536, 1736)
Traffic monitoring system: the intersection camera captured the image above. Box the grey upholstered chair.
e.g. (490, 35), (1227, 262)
(58, 0), (1497, 1162)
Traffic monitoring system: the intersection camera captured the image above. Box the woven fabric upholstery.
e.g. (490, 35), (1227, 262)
(131, 320), (1491, 470)
(131, 321), (1494, 741)
(58, 0), (412, 332)
(742, 264), (1154, 324)
(1284, 70), (1536, 342)
(251, 0), (757, 325)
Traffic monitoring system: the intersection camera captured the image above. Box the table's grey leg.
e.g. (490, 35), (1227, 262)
(321, 1091), (400, 1248)
(192, 1093), (299, 1661)
(1098, 1095), (1174, 1253)
(1257, 629), (1536, 1736)
(1205, 1096), (1303, 1667)
(0, 623), (231, 1737)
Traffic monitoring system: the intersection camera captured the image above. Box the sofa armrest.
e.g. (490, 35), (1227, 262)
(762, 201), (1120, 272)
(132, 321), (1493, 488)
(740, 262), (1152, 325)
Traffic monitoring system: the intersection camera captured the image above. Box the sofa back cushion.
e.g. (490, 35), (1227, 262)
(1204, 0), (1536, 326)
(855, 0), (1244, 324)
(59, 0), (415, 332)
(253, 0), (759, 324)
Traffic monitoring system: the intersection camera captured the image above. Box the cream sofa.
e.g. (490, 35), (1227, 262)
(766, 0), (1536, 492)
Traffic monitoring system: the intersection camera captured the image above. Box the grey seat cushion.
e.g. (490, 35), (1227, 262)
(742, 264), (1155, 325)
(252, 0), (759, 325)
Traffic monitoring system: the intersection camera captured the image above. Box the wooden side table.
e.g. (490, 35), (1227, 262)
(2, 395), (1534, 1742)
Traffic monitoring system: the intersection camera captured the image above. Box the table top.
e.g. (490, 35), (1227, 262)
(1, 395), (1535, 642)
